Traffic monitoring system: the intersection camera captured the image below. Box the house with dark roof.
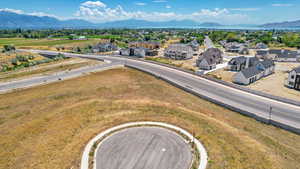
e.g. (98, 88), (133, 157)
(189, 40), (200, 51)
(256, 49), (300, 62)
(276, 50), (300, 62)
(226, 56), (259, 71)
(224, 42), (249, 55)
(233, 59), (275, 85)
(196, 48), (223, 70)
(256, 50), (271, 59)
(120, 47), (146, 58)
(129, 41), (161, 50)
(286, 66), (300, 90)
(255, 43), (268, 49)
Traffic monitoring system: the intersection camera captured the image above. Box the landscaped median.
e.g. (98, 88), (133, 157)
(81, 122), (208, 169)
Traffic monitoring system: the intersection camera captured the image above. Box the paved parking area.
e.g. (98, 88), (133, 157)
(95, 127), (193, 169)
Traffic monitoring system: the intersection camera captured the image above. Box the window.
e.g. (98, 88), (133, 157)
(291, 75), (295, 79)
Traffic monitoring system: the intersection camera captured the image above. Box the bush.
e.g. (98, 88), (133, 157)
(16, 55), (29, 62)
(3, 45), (16, 52)
(1, 64), (9, 72)
(11, 58), (20, 66)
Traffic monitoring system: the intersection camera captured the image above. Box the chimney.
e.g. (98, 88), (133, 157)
(246, 57), (250, 68)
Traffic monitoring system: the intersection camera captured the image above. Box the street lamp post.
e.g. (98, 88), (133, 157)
(269, 106), (273, 124)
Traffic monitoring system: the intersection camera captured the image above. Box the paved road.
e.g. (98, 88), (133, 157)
(11, 49), (300, 133)
(204, 36), (215, 49)
(0, 62), (122, 93)
(95, 127), (193, 169)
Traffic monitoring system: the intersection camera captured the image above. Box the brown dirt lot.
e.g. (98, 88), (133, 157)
(247, 62), (300, 101)
(0, 68), (299, 169)
(208, 62), (300, 101)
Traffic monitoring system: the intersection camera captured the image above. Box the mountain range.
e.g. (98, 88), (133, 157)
(0, 11), (299, 29)
(261, 20), (300, 28)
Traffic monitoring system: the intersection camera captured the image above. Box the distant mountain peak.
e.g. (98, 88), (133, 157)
(261, 20), (300, 28)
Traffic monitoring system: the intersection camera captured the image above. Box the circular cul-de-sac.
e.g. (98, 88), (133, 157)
(95, 127), (193, 169)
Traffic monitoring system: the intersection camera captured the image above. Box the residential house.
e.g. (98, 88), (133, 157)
(233, 59), (275, 85)
(196, 48), (223, 70)
(164, 44), (194, 60)
(189, 40), (200, 51)
(129, 41), (161, 50)
(276, 50), (300, 62)
(255, 43), (268, 49)
(92, 43), (118, 53)
(224, 42), (249, 55)
(256, 50), (271, 59)
(285, 66), (300, 90)
(145, 49), (158, 56)
(227, 56), (259, 71)
(120, 47), (146, 58)
(256, 49), (300, 62)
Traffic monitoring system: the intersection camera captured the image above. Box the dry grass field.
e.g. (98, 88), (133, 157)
(0, 68), (299, 169)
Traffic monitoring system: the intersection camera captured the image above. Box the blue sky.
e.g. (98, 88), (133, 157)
(0, 0), (299, 24)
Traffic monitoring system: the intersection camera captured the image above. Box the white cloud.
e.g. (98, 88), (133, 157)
(82, 1), (106, 8)
(272, 3), (293, 7)
(0, 8), (24, 14)
(192, 8), (229, 17)
(135, 2), (147, 6)
(230, 8), (260, 11)
(75, 3), (250, 24)
(166, 5), (171, 9)
(0, 8), (61, 19)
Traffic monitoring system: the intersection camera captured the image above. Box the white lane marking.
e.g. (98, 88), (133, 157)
(126, 58), (300, 111)
(20, 50), (300, 111)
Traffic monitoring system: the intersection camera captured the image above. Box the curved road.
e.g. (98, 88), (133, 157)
(4, 49), (300, 134)
(95, 127), (193, 169)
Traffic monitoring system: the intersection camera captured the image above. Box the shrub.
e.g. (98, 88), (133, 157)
(3, 45), (16, 52)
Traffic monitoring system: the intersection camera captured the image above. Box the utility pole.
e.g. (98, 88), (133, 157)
(192, 130), (195, 150)
(269, 106), (272, 124)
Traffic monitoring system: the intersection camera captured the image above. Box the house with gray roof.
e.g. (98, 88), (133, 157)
(233, 59), (275, 85)
(164, 44), (194, 60)
(189, 40), (200, 51)
(256, 49), (300, 62)
(92, 43), (118, 53)
(120, 47), (146, 58)
(255, 43), (268, 49)
(224, 42), (249, 55)
(286, 66), (300, 90)
(196, 48), (223, 70)
(227, 56), (259, 71)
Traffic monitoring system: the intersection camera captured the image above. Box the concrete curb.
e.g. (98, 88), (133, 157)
(118, 55), (300, 107)
(81, 122), (208, 169)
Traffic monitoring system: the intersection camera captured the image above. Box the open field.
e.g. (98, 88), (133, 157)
(0, 68), (299, 169)
(0, 38), (100, 50)
(208, 62), (300, 101)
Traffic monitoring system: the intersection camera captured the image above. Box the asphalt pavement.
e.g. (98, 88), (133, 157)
(9, 49), (300, 133)
(204, 36), (215, 49)
(95, 127), (193, 169)
(0, 62), (122, 93)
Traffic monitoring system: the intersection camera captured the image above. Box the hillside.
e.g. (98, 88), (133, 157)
(262, 20), (300, 28)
